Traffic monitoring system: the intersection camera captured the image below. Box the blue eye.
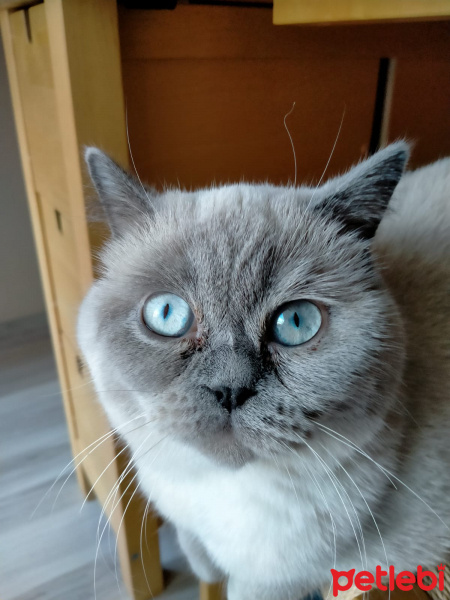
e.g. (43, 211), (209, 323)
(272, 301), (322, 346)
(142, 293), (194, 337)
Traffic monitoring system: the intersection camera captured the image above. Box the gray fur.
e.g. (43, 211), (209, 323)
(79, 143), (450, 599)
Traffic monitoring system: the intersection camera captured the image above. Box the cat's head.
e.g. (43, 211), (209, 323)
(78, 143), (408, 467)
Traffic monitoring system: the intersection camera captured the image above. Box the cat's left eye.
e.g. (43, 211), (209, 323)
(271, 300), (322, 346)
(142, 293), (194, 337)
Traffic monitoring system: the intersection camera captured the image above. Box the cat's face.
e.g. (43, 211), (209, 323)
(79, 144), (408, 466)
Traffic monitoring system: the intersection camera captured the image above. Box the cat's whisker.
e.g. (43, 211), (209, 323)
(315, 423), (397, 489)
(31, 413), (147, 519)
(95, 427), (159, 546)
(80, 443), (130, 513)
(140, 443), (176, 595)
(300, 438), (367, 574)
(113, 438), (167, 593)
(272, 437), (337, 593)
(94, 430), (160, 600)
(140, 496), (154, 594)
(306, 466), (338, 600)
(96, 456), (130, 545)
(317, 423), (450, 531)
(319, 442), (391, 600)
(51, 416), (155, 513)
(113, 468), (144, 593)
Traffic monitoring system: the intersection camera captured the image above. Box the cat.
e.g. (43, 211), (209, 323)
(78, 142), (450, 600)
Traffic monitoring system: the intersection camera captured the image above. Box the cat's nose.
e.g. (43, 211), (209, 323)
(211, 386), (256, 413)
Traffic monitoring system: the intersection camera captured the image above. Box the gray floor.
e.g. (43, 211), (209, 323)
(0, 314), (198, 600)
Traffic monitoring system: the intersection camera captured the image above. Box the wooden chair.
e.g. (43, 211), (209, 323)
(2, 1), (449, 598)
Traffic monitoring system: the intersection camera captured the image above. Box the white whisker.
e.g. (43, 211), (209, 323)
(284, 102), (297, 187)
(301, 438), (366, 573)
(32, 413), (146, 518)
(316, 423), (397, 489)
(317, 423), (449, 532)
(320, 442), (390, 600)
(306, 108), (346, 211)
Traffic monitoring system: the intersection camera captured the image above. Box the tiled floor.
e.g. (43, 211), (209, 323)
(0, 314), (198, 600)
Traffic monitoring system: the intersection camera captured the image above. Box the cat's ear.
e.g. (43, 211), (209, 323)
(85, 147), (155, 236)
(315, 142), (409, 240)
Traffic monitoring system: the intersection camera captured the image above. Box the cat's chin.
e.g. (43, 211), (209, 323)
(189, 431), (256, 468)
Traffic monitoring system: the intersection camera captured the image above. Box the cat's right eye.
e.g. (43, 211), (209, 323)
(142, 293), (194, 338)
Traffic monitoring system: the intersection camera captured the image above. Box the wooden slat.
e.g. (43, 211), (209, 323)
(1, 6), (90, 496)
(3, 2), (164, 598)
(119, 4), (450, 62)
(273, 0), (450, 25)
(41, 2), (164, 596)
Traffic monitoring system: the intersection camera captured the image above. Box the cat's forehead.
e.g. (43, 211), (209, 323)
(105, 183), (368, 321)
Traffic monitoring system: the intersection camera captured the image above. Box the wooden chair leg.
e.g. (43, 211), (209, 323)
(115, 501), (164, 600)
(200, 581), (225, 600)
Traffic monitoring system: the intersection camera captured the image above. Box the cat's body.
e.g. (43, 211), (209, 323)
(78, 145), (450, 600)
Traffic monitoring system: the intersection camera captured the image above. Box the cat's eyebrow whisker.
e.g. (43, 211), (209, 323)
(306, 107), (346, 211)
(125, 103), (155, 212)
(284, 101), (297, 187)
(315, 423), (397, 489)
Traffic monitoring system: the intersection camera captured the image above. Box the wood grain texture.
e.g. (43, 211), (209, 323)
(120, 4), (381, 190)
(2, 2), (164, 598)
(120, 3), (450, 183)
(388, 59), (450, 168)
(0, 7), (88, 495)
(119, 5), (450, 62)
(273, 0), (450, 25)
(43, 1), (164, 594)
(123, 57), (378, 190)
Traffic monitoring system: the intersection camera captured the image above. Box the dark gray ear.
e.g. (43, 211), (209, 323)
(315, 142), (409, 239)
(85, 147), (155, 236)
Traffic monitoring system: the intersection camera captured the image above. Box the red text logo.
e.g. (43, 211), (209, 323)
(330, 564), (445, 597)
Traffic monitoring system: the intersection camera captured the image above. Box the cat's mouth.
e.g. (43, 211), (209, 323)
(186, 419), (256, 467)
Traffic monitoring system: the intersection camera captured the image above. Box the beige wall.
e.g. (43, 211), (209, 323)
(0, 34), (44, 324)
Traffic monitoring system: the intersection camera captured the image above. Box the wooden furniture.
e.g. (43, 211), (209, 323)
(2, 1), (450, 599)
(273, 0), (450, 25)
(1, 3), (163, 599)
